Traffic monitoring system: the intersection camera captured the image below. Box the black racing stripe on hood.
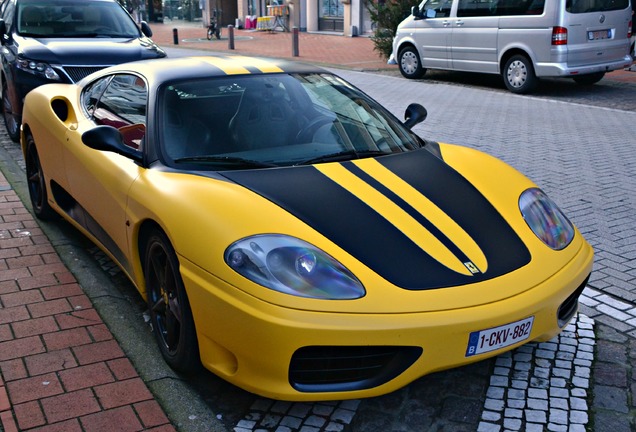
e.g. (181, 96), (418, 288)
(222, 149), (530, 290)
(341, 161), (472, 266)
(378, 150), (531, 280)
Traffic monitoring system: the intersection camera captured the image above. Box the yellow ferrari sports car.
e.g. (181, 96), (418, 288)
(21, 55), (593, 401)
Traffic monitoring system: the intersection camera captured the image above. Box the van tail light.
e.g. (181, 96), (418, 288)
(629, 20), (632, 38)
(552, 26), (568, 45)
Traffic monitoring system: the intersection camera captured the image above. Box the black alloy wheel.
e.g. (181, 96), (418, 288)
(144, 229), (200, 373)
(2, 80), (20, 142)
(25, 134), (55, 219)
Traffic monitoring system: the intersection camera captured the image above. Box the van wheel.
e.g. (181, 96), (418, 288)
(573, 72), (605, 86)
(503, 55), (537, 94)
(398, 46), (425, 79)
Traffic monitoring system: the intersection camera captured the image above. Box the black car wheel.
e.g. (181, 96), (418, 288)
(145, 228), (200, 373)
(25, 134), (55, 220)
(2, 79), (20, 142)
(503, 54), (538, 94)
(398, 46), (426, 79)
(573, 72), (605, 86)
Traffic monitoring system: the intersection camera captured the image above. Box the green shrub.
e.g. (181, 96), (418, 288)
(366, 0), (417, 59)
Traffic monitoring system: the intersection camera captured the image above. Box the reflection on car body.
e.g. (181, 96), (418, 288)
(21, 55), (593, 401)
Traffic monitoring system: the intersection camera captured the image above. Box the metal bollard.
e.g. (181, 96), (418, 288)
(228, 25), (235, 50)
(292, 27), (299, 57)
(172, 28), (178, 45)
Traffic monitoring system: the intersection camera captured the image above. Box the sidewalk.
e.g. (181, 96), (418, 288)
(0, 169), (175, 432)
(149, 20), (392, 72)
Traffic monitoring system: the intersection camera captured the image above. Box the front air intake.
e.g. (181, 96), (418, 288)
(289, 345), (422, 393)
(557, 274), (590, 327)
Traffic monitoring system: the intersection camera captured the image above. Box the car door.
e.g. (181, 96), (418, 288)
(415, 0), (455, 69)
(450, 0), (500, 73)
(62, 73), (146, 274)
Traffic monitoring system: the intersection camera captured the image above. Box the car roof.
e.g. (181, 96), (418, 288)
(98, 55), (328, 85)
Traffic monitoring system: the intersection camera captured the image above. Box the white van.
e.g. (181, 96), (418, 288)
(389, 0), (633, 93)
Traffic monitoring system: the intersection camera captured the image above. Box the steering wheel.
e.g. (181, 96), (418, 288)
(296, 116), (333, 143)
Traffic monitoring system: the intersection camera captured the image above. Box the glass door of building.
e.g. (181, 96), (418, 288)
(318, 0), (343, 31)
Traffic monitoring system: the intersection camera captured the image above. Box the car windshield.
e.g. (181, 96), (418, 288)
(16, 1), (141, 38)
(160, 73), (422, 169)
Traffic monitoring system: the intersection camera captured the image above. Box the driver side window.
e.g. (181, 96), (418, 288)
(88, 74), (148, 150)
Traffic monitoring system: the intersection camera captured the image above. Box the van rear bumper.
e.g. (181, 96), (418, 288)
(535, 54), (632, 77)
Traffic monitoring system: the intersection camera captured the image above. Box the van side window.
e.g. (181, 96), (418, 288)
(457, 0), (498, 17)
(424, 0), (452, 17)
(477, 0), (545, 15)
(566, 0), (628, 13)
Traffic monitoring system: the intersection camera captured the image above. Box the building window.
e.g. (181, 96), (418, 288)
(318, 0), (343, 31)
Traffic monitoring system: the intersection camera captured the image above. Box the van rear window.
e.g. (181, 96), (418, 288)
(566, 0), (629, 13)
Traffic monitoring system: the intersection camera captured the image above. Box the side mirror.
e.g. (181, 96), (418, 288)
(403, 103), (427, 129)
(140, 21), (153, 37)
(411, 6), (424, 19)
(82, 125), (143, 163)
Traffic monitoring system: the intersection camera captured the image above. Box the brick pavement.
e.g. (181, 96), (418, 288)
(0, 172), (174, 431)
(149, 20), (392, 72)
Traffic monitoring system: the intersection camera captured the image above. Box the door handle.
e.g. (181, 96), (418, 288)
(442, 20), (450, 27)
(455, 20), (464, 26)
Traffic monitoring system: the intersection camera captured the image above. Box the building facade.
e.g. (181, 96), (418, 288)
(199, 0), (373, 36)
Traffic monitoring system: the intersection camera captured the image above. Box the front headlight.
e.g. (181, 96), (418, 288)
(16, 57), (60, 81)
(519, 188), (574, 250)
(225, 235), (365, 299)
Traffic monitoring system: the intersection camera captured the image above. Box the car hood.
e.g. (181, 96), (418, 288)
(221, 149), (532, 291)
(14, 35), (166, 64)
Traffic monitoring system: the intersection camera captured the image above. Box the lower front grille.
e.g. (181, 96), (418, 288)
(289, 345), (422, 393)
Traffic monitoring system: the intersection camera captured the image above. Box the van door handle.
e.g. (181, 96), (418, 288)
(442, 20), (450, 27)
(455, 20), (464, 26)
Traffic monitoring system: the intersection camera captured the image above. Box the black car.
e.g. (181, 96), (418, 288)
(0, 0), (166, 141)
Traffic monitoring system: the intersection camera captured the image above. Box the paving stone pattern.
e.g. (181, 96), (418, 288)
(0, 170), (175, 431)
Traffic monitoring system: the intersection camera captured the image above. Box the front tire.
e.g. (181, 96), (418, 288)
(2, 79), (20, 142)
(144, 229), (200, 373)
(573, 72), (605, 86)
(25, 134), (55, 220)
(398, 46), (426, 79)
(503, 54), (538, 94)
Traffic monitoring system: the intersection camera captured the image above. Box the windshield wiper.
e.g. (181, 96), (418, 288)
(173, 155), (277, 168)
(295, 150), (390, 166)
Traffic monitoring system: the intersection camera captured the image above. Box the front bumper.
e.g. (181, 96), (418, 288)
(181, 240), (593, 401)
